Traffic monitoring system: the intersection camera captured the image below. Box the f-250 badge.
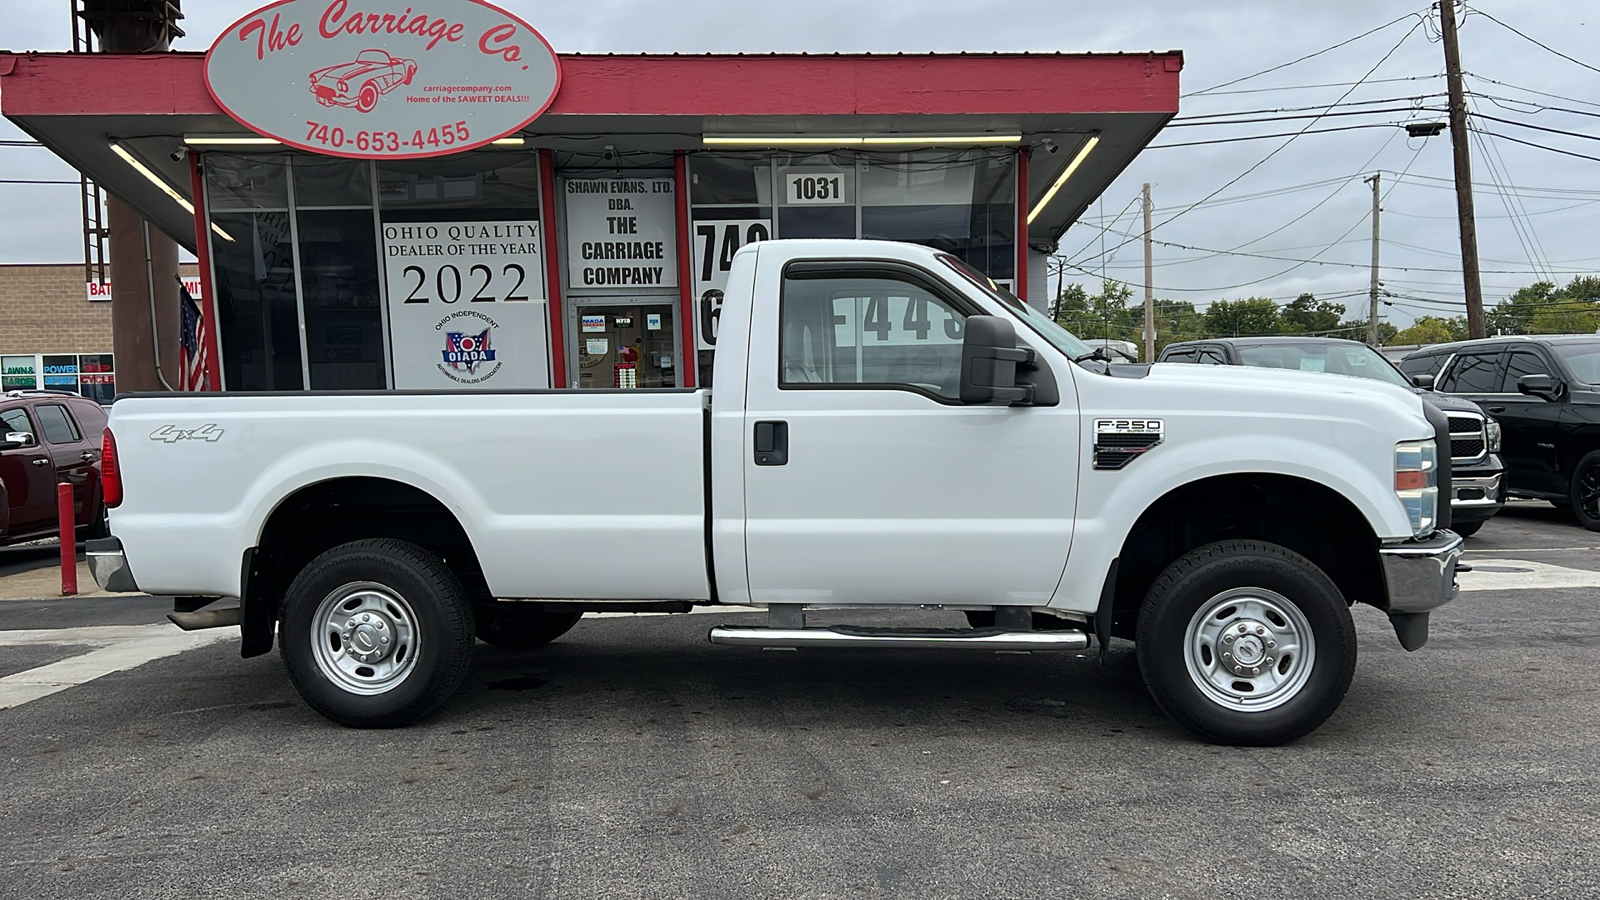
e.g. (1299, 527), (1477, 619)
(149, 424), (225, 443)
(1093, 418), (1163, 470)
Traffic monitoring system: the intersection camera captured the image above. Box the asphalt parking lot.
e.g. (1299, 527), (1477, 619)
(3, 503), (1599, 899)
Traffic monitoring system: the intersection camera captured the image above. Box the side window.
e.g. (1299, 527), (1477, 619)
(1439, 352), (1501, 393)
(1161, 349), (1196, 363)
(780, 269), (968, 400)
(1, 407), (33, 438)
(1398, 354), (1444, 377)
(1501, 351), (1553, 393)
(1197, 349), (1228, 365)
(34, 404), (82, 444)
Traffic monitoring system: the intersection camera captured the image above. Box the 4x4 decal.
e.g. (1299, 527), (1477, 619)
(149, 424), (225, 444)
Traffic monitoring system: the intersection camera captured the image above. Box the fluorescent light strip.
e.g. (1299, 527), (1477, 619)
(704, 134), (1022, 147)
(110, 142), (235, 242)
(491, 137), (525, 146)
(183, 136), (282, 146)
(1026, 134), (1099, 225)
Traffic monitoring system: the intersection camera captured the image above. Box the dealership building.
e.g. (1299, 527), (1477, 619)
(1, 1), (1180, 394)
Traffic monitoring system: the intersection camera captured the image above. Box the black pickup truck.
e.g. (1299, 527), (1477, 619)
(1399, 335), (1600, 531)
(1160, 336), (1506, 535)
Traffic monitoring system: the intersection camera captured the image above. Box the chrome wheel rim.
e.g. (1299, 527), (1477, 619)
(1183, 587), (1315, 713)
(311, 581), (421, 696)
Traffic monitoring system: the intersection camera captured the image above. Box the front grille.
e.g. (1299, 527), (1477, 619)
(1445, 413), (1487, 464)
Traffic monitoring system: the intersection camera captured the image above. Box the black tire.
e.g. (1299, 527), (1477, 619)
(475, 605), (582, 649)
(1569, 451), (1600, 532)
(1452, 519), (1484, 537)
(1136, 540), (1357, 746)
(280, 538), (474, 728)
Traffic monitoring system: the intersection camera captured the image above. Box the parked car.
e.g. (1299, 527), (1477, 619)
(1159, 337), (1505, 536)
(88, 240), (1464, 746)
(0, 389), (108, 546)
(1400, 335), (1600, 531)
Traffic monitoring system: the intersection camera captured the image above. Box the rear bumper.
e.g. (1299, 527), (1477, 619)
(86, 537), (140, 593)
(1378, 530), (1464, 615)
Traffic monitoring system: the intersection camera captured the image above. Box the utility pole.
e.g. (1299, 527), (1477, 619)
(1365, 173), (1381, 345)
(1439, 0), (1486, 338)
(1142, 182), (1155, 362)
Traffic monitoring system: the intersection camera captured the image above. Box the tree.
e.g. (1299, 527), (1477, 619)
(1487, 281), (1555, 335)
(1338, 317), (1400, 346)
(1392, 316), (1457, 346)
(1280, 293), (1346, 334)
(1204, 297), (1280, 337)
(1529, 301), (1599, 335)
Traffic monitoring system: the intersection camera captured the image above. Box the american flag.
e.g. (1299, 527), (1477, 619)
(178, 279), (210, 391)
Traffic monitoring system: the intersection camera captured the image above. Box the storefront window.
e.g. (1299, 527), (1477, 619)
(210, 207), (304, 391)
(860, 150), (1015, 280)
(206, 155), (289, 211)
(78, 354), (115, 403)
(296, 208), (386, 390)
(2, 355), (38, 391)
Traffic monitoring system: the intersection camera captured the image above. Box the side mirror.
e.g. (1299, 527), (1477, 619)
(0, 431), (36, 451)
(959, 316), (1033, 405)
(1517, 373), (1561, 401)
(1409, 373), (1435, 390)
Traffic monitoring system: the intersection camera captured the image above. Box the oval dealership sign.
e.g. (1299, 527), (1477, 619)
(205, 0), (561, 159)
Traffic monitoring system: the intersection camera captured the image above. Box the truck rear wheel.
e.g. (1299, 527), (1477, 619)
(280, 539), (474, 728)
(1136, 540), (1356, 746)
(1569, 451), (1600, 532)
(475, 605), (583, 649)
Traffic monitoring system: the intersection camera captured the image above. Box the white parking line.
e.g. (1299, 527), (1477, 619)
(1460, 559), (1600, 592)
(0, 624), (232, 711)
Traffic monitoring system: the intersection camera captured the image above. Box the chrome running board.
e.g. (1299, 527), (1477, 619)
(708, 624), (1089, 651)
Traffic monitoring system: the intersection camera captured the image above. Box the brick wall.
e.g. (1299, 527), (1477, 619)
(0, 263), (198, 355)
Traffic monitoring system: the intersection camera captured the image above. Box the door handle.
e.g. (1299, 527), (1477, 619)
(753, 420), (788, 466)
(31, 458), (50, 467)
(1487, 406), (1506, 414)
(81, 450), (96, 461)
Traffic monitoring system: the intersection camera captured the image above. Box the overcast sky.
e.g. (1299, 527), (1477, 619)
(1, 0), (1594, 326)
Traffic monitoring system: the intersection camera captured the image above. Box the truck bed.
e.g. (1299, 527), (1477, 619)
(108, 390), (711, 601)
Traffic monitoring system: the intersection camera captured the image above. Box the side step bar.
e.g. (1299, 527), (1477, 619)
(708, 624), (1089, 651)
(168, 605), (242, 631)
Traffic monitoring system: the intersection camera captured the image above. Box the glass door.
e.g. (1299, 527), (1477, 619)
(572, 301), (678, 389)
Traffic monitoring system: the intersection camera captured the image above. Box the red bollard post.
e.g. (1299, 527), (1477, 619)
(58, 482), (77, 596)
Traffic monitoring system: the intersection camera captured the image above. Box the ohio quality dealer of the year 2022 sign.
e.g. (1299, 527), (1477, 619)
(205, 0), (561, 158)
(383, 220), (550, 389)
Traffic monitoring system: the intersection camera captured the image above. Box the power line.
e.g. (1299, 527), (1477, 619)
(1462, 73), (1600, 112)
(1166, 105), (1448, 129)
(1184, 11), (1424, 96)
(1469, 127), (1600, 164)
(1470, 110), (1600, 144)
(1467, 6), (1600, 77)
(1171, 94), (1448, 121)
(1187, 73), (1446, 97)
(1147, 122), (1408, 149)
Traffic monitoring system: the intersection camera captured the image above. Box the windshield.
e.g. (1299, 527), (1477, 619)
(1235, 341), (1412, 388)
(1551, 340), (1600, 384)
(937, 255), (1094, 360)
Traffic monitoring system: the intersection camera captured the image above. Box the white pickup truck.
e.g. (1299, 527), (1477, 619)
(88, 239), (1462, 745)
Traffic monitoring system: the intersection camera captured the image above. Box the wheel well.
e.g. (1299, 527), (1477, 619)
(1104, 474), (1383, 641)
(243, 477), (488, 657)
(1560, 430), (1600, 482)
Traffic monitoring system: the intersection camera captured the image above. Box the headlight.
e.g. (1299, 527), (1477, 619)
(1486, 417), (1502, 453)
(1395, 439), (1439, 537)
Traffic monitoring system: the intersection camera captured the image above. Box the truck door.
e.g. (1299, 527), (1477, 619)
(739, 259), (1079, 608)
(1487, 349), (1567, 495)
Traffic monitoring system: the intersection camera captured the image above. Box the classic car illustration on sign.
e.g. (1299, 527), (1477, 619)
(309, 50), (418, 113)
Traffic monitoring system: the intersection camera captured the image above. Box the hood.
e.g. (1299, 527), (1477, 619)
(1144, 361), (1427, 409)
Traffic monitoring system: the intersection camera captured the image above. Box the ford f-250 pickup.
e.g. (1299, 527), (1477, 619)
(87, 239), (1462, 746)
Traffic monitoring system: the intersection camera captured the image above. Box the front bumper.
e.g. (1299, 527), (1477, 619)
(1378, 530), (1464, 615)
(1451, 472), (1503, 515)
(86, 537), (140, 593)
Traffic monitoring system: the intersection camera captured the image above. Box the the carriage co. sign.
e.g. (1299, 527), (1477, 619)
(205, 0), (561, 159)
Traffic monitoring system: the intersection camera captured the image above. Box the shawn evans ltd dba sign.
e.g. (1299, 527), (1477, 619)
(205, 0), (561, 159)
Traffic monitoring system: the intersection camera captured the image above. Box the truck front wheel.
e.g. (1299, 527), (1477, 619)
(280, 539), (475, 728)
(1136, 540), (1356, 746)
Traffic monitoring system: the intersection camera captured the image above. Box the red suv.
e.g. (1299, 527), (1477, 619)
(0, 390), (108, 546)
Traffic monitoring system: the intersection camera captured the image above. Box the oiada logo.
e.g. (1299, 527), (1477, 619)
(442, 329), (495, 373)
